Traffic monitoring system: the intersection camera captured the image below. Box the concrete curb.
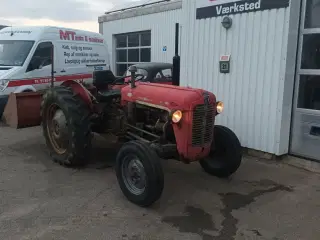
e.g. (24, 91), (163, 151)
(243, 148), (320, 174)
(281, 156), (320, 174)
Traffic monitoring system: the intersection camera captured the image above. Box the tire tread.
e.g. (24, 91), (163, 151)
(115, 140), (164, 207)
(41, 86), (92, 167)
(200, 125), (242, 178)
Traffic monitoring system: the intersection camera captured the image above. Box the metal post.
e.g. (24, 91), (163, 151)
(50, 43), (54, 88)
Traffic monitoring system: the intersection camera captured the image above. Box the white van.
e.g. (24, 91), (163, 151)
(0, 25), (110, 116)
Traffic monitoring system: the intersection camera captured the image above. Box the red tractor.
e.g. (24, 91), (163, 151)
(41, 66), (242, 207)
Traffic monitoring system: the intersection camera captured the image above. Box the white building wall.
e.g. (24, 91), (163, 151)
(101, 8), (181, 73)
(180, 0), (294, 155)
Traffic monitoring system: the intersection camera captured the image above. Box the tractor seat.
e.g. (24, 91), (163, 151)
(97, 89), (121, 101)
(93, 70), (118, 90)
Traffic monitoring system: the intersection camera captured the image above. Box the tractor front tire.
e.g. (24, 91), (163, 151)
(41, 86), (92, 167)
(115, 141), (164, 207)
(200, 125), (242, 178)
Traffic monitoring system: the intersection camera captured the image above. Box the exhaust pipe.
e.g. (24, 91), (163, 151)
(172, 22), (180, 86)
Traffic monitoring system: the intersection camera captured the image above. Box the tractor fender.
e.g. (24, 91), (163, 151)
(61, 80), (93, 109)
(13, 85), (36, 93)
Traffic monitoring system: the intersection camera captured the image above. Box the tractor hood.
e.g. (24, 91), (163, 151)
(121, 82), (216, 111)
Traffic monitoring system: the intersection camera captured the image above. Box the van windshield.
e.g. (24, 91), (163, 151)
(0, 40), (34, 66)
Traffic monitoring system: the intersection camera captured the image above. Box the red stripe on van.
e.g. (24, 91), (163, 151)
(7, 73), (93, 87)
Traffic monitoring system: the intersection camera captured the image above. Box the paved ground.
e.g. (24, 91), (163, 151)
(0, 124), (319, 240)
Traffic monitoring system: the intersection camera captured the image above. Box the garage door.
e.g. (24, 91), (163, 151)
(114, 31), (151, 75)
(290, 0), (320, 161)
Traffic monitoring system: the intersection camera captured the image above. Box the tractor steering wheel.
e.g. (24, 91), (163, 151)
(132, 74), (145, 81)
(124, 74), (146, 84)
(111, 74), (145, 85)
(112, 76), (126, 85)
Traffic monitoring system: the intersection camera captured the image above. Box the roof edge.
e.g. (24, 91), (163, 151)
(0, 25), (102, 35)
(98, 0), (182, 23)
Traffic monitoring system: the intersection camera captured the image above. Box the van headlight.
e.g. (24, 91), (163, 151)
(216, 101), (224, 114)
(0, 79), (9, 91)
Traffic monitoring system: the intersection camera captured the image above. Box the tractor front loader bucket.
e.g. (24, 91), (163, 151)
(1, 92), (43, 129)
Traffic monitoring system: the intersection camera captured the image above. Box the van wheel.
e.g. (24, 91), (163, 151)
(41, 86), (92, 167)
(115, 141), (164, 207)
(200, 125), (242, 178)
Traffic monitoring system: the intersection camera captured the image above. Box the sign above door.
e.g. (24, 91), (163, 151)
(196, 0), (290, 20)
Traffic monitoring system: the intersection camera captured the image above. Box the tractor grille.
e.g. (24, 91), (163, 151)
(191, 104), (214, 146)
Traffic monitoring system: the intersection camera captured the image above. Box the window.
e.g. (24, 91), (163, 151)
(140, 48), (151, 62)
(304, 0), (320, 29)
(298, 75), (320, 110)
(301, 34), (320, 69)
(0, 40), (34, 66)
(161, 68), (172, 78)
(27, 41), (53, 72)
(153, 68), (172, 83)
(114, 31), (151, 75)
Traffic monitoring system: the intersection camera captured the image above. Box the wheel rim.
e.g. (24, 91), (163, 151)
(121, 154), (146, 195)
(46, 104), (68, 155)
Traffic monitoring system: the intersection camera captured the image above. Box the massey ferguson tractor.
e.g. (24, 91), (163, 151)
(40, 64), (242, 207)
(0, 25), (241, 207)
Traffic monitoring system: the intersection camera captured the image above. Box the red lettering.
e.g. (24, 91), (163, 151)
(59, 31), (103, 43)
(75, 36), (84, 41)
(88, 37), (103, 43)
(59, 30), (68, 40)
(59, 30), (76, 40)
(69, 31), (76, 40)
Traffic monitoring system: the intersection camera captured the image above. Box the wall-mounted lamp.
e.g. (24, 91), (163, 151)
(221, 16), (232, 29)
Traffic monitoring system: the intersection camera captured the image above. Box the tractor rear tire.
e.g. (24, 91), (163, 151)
(199, 125), (242, 178)
(41, 86), (92, 167)
(115, 140), (164, 207)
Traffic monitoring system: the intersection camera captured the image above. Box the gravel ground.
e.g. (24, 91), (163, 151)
(0, 124), (319, 240)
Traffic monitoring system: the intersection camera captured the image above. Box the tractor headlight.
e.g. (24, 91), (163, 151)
(172, 110), (182, 123)
(216, 101), (224, 114)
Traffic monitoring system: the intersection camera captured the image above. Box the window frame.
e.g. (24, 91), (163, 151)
(292, 0), (320, 114)
(114, 31), (151, 75)
(26, 41), (53, 72)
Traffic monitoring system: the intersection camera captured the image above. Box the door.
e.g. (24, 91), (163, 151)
(290, 0), (320, 161)
(24, 41), (55, 90)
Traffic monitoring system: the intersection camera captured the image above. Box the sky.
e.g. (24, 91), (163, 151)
(0, 0), (142, 33)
